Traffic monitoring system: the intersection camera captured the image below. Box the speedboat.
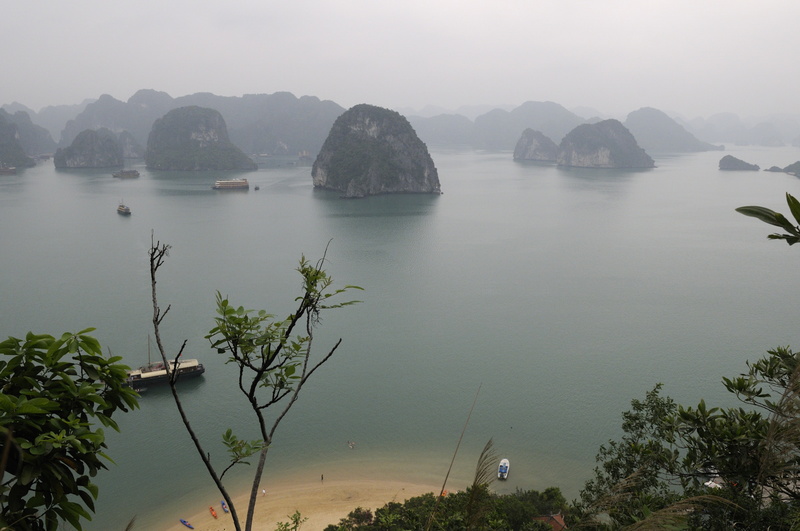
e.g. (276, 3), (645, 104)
(498, 458), (509, 480)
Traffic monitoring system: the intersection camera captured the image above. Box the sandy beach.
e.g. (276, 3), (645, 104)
(162, 478), (442, 531)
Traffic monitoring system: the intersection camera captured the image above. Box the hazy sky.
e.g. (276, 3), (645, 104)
(4, 1), (798, 119)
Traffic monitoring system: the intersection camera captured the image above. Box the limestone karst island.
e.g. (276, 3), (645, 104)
(312, 104), (441, 198)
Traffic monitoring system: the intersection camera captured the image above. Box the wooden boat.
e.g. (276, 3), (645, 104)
(221, 500), (229, 513)
(126, 337), (205, 391)
(498, 458), (509, 480)
(117, 203), (131, 216)
(179, 519), (194, 529)
(112, 169), (140, 178)
(212, 178), (249, 190)
(209, 506), (218, 519)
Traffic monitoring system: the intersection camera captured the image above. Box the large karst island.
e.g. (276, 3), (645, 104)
(311, 104), (441, 198)
(53, 128), (124, 168)
(557, 119), (655, 169)
(145, 106), (256, 171)
(515, 119), (655, 169)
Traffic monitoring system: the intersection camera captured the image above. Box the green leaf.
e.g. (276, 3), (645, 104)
(786, 193), (800, 226)
(736, 205), (790, 228)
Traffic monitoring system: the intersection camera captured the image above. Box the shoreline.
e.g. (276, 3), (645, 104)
(162, 477), (442, 531)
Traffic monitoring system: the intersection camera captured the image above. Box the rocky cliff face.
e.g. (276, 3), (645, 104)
(312, 104), (440, 198)
(719, 155), (759, 171)
(0, 109), (56, 156)
(557, 119), (655, 169)
(145, 106), (256, 171)
(53, 128), (123, 168)
(0, 113), (35, 168)
(513, 129), (558, 162)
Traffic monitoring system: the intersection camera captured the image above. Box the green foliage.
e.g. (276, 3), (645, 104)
(574, 347), (800, 529)
(322, 487), (571, 531)
(736, 192), (800, 245)
(274, 510), (307, 531)
(574, 384), (680, 528)
(147, 237), (362, 531)
(220, 428), (266, 474)
(0, 330), (138, 531)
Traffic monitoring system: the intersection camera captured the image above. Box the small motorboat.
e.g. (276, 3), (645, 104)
(210, 506), (218, 519)
(221, 500), (229, 513)
(498, 458), (510, 480)
(179, 519), (194, 529)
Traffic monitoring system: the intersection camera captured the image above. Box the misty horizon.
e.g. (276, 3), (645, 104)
(3, 2), (798, 122)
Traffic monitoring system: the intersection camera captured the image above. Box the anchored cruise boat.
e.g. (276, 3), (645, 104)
(212, 178), (249, 190)
(126, 358), (205, 391)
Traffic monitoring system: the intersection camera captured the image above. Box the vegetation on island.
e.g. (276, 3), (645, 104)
(312, 104), (440, 197)
(145, 106), (257, 171)
(53, 128), (124, 169)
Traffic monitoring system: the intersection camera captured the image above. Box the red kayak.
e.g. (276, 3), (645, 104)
(210, 506), (218, 519)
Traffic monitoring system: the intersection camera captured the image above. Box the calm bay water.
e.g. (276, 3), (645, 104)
(2, 146), (800, 530)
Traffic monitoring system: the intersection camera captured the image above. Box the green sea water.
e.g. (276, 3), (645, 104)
(2, 146), (800, 529)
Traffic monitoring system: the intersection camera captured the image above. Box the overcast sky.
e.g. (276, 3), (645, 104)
(3, 1), (798, 119)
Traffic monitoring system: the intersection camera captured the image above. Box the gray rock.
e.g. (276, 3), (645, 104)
(312, 104), (440, 198)
(557, 119), (655, 169)
(719, 155), (759, 171)
(145, 106), (256, 171)
(513, 129), (558, 162)
(53, 128), (122, 168)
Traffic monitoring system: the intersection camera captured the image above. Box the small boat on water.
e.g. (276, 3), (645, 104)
(212, 178), (249, 190)
(117, 203), (131, 216)
(126, 337), (205, 391)
(126, 358), (205, 391)
(0, 165), (16, 175)
(180, 519), (194, 529)
(498, 458), (509, 480)
(209, 506), (218, 519)
(112, 169), (140, 178)
(221, 500), (229, 513)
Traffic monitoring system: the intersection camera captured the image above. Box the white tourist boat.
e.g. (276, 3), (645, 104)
(212, 178), (249, 190)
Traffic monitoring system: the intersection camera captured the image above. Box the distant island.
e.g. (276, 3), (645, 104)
(513, 129), (558, 162)
(53, 128), (123, 168)
(719, 155), (759, 171)
(624, 107), (723, 153)
(312, 104), (441, 198)
(556, 119), (655, 169)
(145, 106), (257, 171)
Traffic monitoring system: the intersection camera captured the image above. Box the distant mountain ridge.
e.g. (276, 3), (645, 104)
(55, 90), (345, 159)
(5, 93), (800, 155)
(624, 107), (723, 153)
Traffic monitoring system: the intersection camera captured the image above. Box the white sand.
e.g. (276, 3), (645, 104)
(162, 478), (442, 531)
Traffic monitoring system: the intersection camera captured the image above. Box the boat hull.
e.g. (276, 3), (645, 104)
(126, 359), (205, 391)
(498, 458), (510, 480)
